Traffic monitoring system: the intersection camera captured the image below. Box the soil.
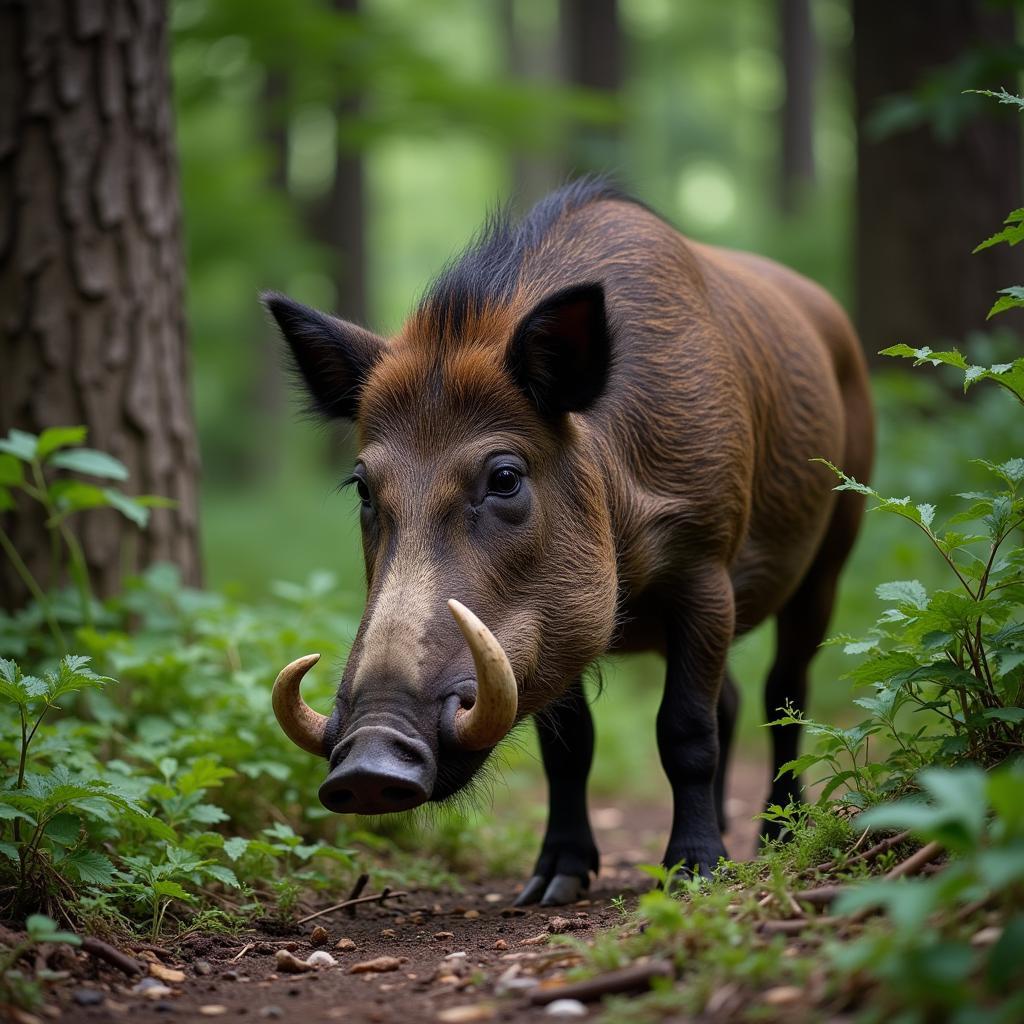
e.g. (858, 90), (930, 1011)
(27, 761), (769, 1024)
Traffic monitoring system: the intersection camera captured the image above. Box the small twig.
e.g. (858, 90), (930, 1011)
(848, 841), (945, 925)
(816, 829), (911, 873)
(528, 961), (673, 1005)
(129, 942), (175, 961)
(296, 889), (408, 925)
(884, 840), (943, 881)
(230, 942), (254, 963)
(758, 917), (838, 937)
(785, 892), (804, 918)
(345, 873), (370, 918)
(82, 937), (144, 976)
(792, 885), (846, 908)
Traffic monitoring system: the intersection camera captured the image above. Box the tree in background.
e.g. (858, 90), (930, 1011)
(0, 0), (201, 607)
(778, 0), (816, 215)
(560, 0), (622, 176)
(854, 0), (1023, 365)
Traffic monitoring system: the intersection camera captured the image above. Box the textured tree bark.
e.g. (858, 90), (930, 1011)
(854, 1), (1023, 366)
(0, 0), (202, 608)
(778, 0), (816, 215)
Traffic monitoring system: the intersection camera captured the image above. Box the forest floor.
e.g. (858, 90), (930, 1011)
(40, 762), (767, 1024)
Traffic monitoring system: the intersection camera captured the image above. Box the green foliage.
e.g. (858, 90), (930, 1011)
(830, 763), (1024, 1023)
(0, 426), (173, 649)
(0, 914), (80, 1013)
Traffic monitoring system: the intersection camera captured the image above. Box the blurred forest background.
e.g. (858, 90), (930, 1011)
(4, 0), (1024, 800)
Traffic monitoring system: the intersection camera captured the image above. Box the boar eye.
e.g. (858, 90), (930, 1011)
(487, 466), (521, 497)
(355, 478), (371, 504)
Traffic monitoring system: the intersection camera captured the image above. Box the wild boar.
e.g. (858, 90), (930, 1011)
(264, 178), (873, 906)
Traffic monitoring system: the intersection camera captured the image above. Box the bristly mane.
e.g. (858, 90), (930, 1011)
(418, 176), (630, 339)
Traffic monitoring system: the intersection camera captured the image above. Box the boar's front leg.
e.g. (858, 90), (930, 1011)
(514, 677), (598, 907)
(658, 565), (733, 876)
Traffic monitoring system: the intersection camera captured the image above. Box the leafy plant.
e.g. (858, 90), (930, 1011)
(830, 762), (1024, 1023)
(0, 914), (80, 1013)
(0, 426), (172, 647)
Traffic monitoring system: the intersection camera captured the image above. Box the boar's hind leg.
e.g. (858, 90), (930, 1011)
(761, 487), (864, 843)
(514, 677), (598, 907)
(715, 672), (740, 833)
(658, 565), (733, 877)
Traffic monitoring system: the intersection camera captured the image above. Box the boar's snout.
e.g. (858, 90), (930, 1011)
(318, 726), (435, 815)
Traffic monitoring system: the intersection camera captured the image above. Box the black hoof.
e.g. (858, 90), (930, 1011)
(514, 872), (587, 907)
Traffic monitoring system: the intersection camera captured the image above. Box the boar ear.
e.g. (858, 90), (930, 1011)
(262, 292), (384, 419)
(506, 282), (611, 417)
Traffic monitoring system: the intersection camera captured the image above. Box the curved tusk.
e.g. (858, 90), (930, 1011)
(447, 599), (518, 751)
(272, 653), (329, 756)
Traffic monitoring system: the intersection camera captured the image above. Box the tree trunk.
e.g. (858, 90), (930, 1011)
(854, 1), (1023, 365)
(559, 0), (622, 176)
(502, 0), (562, 213)
(778, 0), (816, 215)
(308, 0), (367, 326)
(0, 0), (202, 607)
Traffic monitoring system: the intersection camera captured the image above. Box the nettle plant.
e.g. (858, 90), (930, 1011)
(0, 425), (172, 650)
(775, 91), (1024, 808)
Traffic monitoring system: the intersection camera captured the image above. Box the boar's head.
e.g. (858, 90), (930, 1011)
(263, 277), (619, 815)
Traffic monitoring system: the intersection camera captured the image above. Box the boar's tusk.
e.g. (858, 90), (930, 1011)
(272, 653), (329, 756)
(447, 599), (518, 751)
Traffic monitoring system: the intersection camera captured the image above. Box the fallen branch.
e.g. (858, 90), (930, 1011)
(230, 942), (255, 962)
(884, 840), (943, 881)
(758, 917), (838, 937)
(296, 888), (408, 925)
(816, 830), (911, 873)
(848, 840), (945, 925)
(82, 937), (144, 976)
(792, 885), (846, 908)
(528, 961), (673, 1005)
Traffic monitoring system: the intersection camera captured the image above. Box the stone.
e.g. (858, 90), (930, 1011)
(71, 988), (104, 1006)
(545, 999), (588, 1017)
(335, 937), (356, 951)
(306, 951), (337, 968)
(309, 925), (329, 946)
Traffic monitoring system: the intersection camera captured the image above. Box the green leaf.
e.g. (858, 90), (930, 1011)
(102, 489), (150, 528)
(25, 914), (80, 945)
(988, 914), (1024, 992)
(0, 429), (39, 461)
(223, 837), (249, 861)
(0, 453), (24, 486)
(152, 880), (193, 901)
(43, 813), (81, 847)
(982, 707), (1024, 723)
(49, 480), (111, 512)
(49, 448), (129, 481)
(0, 803), (36, 825)
(876, 580), (928, 610)
(37, 426), (87, 460)
(62, 848), (117, 885)
(987, 287), (1024, 320)
(202, 863), (240, 888)
(0, 840), (18, 862)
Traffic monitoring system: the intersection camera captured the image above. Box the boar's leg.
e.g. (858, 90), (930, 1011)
(714, 672), (740, 833)
(514, 677), (598, 907)
(657, 566), (733, 876)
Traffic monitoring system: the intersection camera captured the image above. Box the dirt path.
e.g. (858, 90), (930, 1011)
(49, 761), (768, 1023)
